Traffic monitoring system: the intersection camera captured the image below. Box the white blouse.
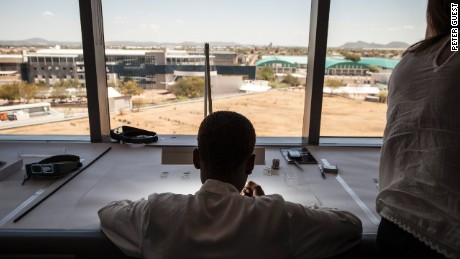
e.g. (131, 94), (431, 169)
(377, 36), (460, 259)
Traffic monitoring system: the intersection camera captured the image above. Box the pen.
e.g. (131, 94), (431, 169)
(318, 165), (326, 179)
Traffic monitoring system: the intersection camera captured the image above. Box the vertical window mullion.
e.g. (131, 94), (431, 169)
(79, 0), (111, 142)
(303, 0), (330, 145)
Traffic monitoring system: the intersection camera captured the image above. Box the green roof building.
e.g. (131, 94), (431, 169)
(256, 55), (399, 76)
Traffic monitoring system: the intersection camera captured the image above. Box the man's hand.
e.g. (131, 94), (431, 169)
(241, 181), (265, 197)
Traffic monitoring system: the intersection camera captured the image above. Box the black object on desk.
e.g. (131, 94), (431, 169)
(22, 155), (82, 185)
(280, 147), (318, 166)
(110, 125), (158, 144)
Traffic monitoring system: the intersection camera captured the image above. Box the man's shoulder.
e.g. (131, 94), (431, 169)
(246, 193), (288, 208)
(259, 193), (285, 201)
(144, 192), (195, 213)
(148, 192), (192, 201)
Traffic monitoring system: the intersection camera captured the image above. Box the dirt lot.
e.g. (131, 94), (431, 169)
(1, 89), (387, 137)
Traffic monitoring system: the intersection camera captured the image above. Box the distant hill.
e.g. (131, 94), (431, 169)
(106, 40), (242, 47)
(0, 38), (411, 49)
(0, 38), (242, 47)
(0, 37), (81, 46)
(338, 41), (409, 49)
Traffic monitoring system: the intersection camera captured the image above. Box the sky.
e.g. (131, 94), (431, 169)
(0, 0), (427, 47)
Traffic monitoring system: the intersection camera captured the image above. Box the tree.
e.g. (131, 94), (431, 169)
(169, 77), (204, 98)
(118, 80), (144, 96)
(75, 87), (87, 98)
(36, 80), (48, 88)
(51, 86), (68, 102)
(107, 80), (119, 88)
(54, 79), (81, 88)
(18, 82), (38, 103)
(343, 52), (361, 62)
(281, 74), (300, 86)
(36, 81), (51, 99)
(378, 90), (388, 103)
(66, 79), (85, 98)
(53, 79), (68, 88)
(324, 79), (345, 96)
(256, 66), (275, 81)
(368, 65), (380, 73)
(123, 76), (133, 83)
(66, 79), (81, 89)
(0, 83), (20, 103)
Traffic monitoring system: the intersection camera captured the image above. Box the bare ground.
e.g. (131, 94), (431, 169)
(1, 89), (387, 137)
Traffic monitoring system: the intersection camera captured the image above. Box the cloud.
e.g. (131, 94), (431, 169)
(176, 19), (183, 23)
(136, 23), (160, 32)
(42, 11), (55, 19)
(113, 16), (128, 24)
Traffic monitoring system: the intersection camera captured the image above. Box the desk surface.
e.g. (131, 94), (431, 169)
(0, 142), (381, 233)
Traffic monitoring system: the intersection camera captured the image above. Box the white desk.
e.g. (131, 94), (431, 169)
(0, 142), (381, 258)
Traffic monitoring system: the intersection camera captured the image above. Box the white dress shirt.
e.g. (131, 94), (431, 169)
(99, 179), (362, 259)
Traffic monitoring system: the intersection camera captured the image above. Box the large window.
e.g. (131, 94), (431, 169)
(0, 0), (89, 136)
(0, 0), (429, 142)
(102, 0), (311, 137)
(321, 0), (426, 137)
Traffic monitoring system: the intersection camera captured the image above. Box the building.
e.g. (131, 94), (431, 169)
(25, 49), (256, 89)
(0, 54), (26, 85)
(107, 87), (132, 114)
(256, 55), (400, 86)
(27, 49), (82, 86)
(189, 50), (238, 65)
(256, 55), (399, 76)
(325, 57), (399, 76)
(256, 55), (308, 74)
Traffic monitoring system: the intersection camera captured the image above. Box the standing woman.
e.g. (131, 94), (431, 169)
(376, 0), (460, 258)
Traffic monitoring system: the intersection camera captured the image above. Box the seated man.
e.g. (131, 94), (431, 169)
(98, 111), (362, 259)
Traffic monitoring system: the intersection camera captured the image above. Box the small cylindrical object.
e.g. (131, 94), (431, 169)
(272, 159), (280, 169)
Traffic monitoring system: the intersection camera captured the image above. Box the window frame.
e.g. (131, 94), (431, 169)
(79, 0), (333, 145)
(79, 0), (111, 142)
(0, 0), (383, 147)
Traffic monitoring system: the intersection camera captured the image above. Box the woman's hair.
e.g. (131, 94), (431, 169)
(403, 0), (457, 56)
